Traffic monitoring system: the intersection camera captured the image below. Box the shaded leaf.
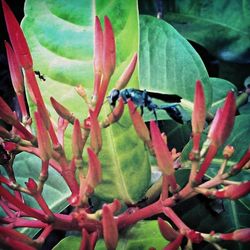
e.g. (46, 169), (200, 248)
(139, 0), (250, 63)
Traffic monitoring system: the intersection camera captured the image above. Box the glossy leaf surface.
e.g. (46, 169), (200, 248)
(139, 15), (212, 113)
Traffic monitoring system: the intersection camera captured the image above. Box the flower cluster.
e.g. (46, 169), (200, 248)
(0, 1), (249, 249)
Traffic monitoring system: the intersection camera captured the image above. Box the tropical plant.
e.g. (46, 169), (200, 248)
(0, 1), (249, 250)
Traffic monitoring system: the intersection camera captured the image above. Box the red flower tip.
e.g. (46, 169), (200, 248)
(2, 0), (33, 69)
(208, 91), (236, 147)
(103, 16), (116, 79)
(34, 111), (52, 161)
(150, 120), (174, 176)
(128, 99), (150, 143)
(93, 16), (103, 100)
(107, 199), (122, 214)
(89, 109), (102, 153)
(72, 119), (83, 159)
(215, 181), (250, 200)
(192, 80), (206, 151)
(232, 228), (250, 242)
(115, 53), (137, 90)
(25, 178), (37, 194)
(230, 147), (250, 175)
(102, 204), (118, 250)
(5, 41), (24, 95)
(104, 97), (124, 127)
(220, 228), (250, 243)
(86, 147), (102, 189)
(192, 80), (206, 132)
(94, 16), (103, 75)
(50, 97), (75, 124)
(158, 217), (179, 241)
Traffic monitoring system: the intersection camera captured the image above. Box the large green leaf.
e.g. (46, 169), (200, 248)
(21, 0), (150, 203)
(139, 0), (250, 63)
(53, 220), (171, 250)
(139, 15), (212, 113)
(0, 152), (70, 237)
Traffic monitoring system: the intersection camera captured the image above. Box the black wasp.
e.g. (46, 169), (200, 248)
(107, 88), (186, 124)
(34, 71), (46, 81)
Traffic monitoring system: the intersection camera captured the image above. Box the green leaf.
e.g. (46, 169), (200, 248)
(181, 114), (250, 166)
(53, 220), (171, 250)
(239, 102), (250, 115)
(21, 0), (150, 203)
(209, 77), (238, 115)
(0, 152), (70, 237)
(139, 15), (212, 114)
(139, 0), (250, 63)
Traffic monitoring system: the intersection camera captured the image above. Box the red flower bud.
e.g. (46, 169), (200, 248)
(72, 119), (83, 159)
(25, 178), (38, 194)
(192, 80), (206, 133)
(1, 0), (33, 69)
(103, 16), (116, 80)
(106, 199), (122, 215)
(103, 97), (124, 127)
(86, 147), (102, 189)
(93, 16), (103, 99)
(214, 181), (250, 200)
(220, 228), (250, 242)
(150, 121), (174, 176)
(223, 145), (235, 159)
(5, 41), (24, 95)
(128, 99), (150, 143)
(158, 217), (179, 241)
(208, 91), (236, 147)
(102, 204), (118, 250)
(34, 111), (52, 161)
(50, 97), (75, 124)
(115, 53), (137, 90)
(94, 16), (103, 75)
(89, 109), (102, 153)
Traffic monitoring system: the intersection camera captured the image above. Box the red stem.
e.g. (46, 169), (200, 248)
(0, 185), (48, 222)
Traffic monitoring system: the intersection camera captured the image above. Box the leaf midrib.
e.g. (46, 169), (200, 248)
(104, 105), (132, 203)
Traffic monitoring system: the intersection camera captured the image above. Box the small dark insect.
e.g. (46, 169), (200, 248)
(34, 70), (46, 81)
(107, 88), (186, 124)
